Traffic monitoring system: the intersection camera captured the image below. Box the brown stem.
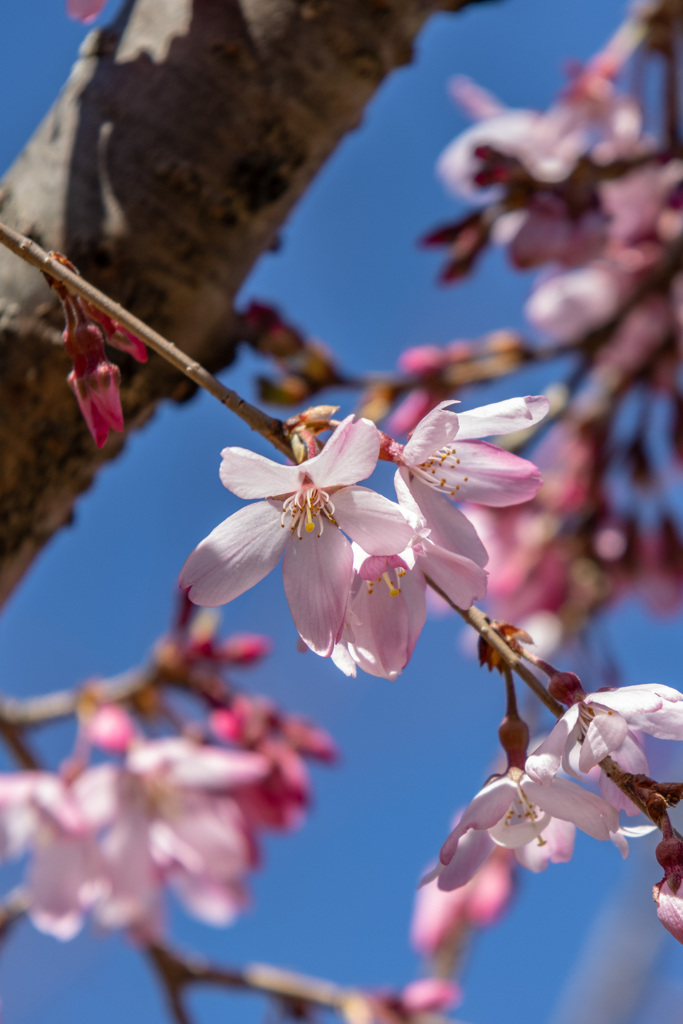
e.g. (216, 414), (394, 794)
(0, 221), (292, 459)
(145, 941), (372, 1019)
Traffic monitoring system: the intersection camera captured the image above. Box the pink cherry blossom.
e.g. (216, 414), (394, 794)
(332, 483), (488, 679)
(0, 772), (105, 939)
(397, 396), (549, 521)
(525, 683), (683, 786)
(180, 415), (414, 656)
(427, 766), (618, 893)
(75, 738), (268, 933)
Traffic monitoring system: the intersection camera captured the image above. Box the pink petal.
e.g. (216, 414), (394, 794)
(440, 778), (515, 865)
(332, 487), (414, 554)
(283, 525), (353, 656)
(454, 396), (549, 440)
(168, 870), (246, 926)
(437, 828), (495, 891)
(66, 0), (107, 22)
(525, 708), (580, 784)
(656, 881), (683, 944)
(525, 777), (618, 839)
(73, 764), (120, 827)
(401, 473), (489, 566)
(400, 978), (461, 1013)
(418, 545), (487, 609)
(345, 569), (426, 680)
(403, 403), (460, 467)
(220, 449), (301, 499)
(437, 440), (543, 507)
(167, 748), (269, 790)
(599, 733), (648, 816)
(180, 501), (287, 606)
(578, 712), (629, 773)
(307, 416), (380, 487)
(628, 702), (683, 740)
(587, 688), (664, 715)
(29, 834), (103, 940)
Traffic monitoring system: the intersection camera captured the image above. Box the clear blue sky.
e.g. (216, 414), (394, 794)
(1, 2), (682, 1023)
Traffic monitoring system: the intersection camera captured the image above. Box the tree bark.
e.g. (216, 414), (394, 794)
(0, 0), (487, 606)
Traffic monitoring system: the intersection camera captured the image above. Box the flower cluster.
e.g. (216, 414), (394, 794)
(180, 396), (549, 678)
(422, 669), (683, 948)
(0, 599), (337, 941)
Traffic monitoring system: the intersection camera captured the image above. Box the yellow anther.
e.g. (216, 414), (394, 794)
(381, 572), (401, 597)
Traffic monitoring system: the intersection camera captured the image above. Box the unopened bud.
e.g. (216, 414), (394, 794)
(547, 671), (583, 705)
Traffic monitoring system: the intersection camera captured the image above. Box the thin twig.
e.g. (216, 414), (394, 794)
(0, 221), (292, 458)
(146, 942), (372, 1019)
(0, 669), (148, 727)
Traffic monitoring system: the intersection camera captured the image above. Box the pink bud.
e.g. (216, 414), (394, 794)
(210, 708), (245, 744)
(87, 704), (136, 753)
(216, 633), (272, 665)
(68, 361), (124, 448)
(397, 346), (447, 377)
(399, 978), (461, 1014)
(654, 879), (683, 944)
(282, 717), (339, 763)
(66, 0), (108, 22)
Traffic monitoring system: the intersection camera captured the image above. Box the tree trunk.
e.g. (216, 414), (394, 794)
(0, 0), (486, 606)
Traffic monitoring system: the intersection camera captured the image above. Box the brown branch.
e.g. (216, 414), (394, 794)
(145, 942), (374, 1023)
(0, 669), (148, 728)
(0, 222), (293, 459)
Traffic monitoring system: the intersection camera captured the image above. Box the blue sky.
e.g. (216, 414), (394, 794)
(1, 1), (682, 1023)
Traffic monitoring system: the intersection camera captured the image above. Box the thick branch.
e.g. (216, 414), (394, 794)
(0, 0), (489, 608)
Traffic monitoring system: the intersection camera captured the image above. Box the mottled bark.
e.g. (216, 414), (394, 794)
(0, 0), (487, 606)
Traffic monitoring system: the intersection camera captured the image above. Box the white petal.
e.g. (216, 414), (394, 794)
(180, 501), (288, 606)
(454, 396), (549, 440)
(283, 525), (353, 656)
(307, 416), (379, 487)
(525, 777), (618, 839)
(439, 778), (515, 865)
(578, 712), (629, 773)
(437, 829), (494, 891)
(403, 404), (460, 466)
(418, 545), (487, 609)
(333, 487), (414, 554)
(525, 709), (579, 784)
(406, 474), (489, 566)
(219, 448), (301, 499)
(587, 688), (663, 715)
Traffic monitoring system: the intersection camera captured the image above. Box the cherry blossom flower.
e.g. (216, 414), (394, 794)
(0, 773), (105, 940)
(396, 397), (549, 535)
(438, 61), (641, 201)
(180, 415), (413, 656)
(426, 766), (618, 893)
(525, 683), (683, 787)
(332, 481), (488, 679)
(75, 738), (268, 933)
